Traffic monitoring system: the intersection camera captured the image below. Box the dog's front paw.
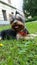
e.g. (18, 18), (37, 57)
(16, 33), (24, 40)
(16, 34), (20, 40)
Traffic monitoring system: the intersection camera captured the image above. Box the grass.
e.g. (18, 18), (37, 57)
(0, 21), (37, 65)
(26, 21), (37, 33)
(0, 25), (11, 31)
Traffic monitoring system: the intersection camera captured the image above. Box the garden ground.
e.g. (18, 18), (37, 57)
(0, 21), (37, 65)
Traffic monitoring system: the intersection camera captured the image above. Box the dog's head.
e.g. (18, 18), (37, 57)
(9, 11), (25, 32)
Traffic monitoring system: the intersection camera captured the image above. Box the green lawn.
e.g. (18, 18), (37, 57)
(26, 21), (37, 33)
(0, 21), (37, 65)
(0, 25), (11, 31)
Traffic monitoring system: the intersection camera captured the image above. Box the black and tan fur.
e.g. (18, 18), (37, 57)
(0, 11), (29, 40)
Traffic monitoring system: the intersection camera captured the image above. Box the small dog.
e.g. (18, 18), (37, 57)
(0, 11), (29, 40)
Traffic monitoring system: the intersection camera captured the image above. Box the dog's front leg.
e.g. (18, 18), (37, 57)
(16, 33), (24, 40)
(16, 34), (20, 40)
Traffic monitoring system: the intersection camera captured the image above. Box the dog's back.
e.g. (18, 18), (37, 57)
(0, 29), (17, 40)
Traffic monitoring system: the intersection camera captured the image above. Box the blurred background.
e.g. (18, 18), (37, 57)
(0, 0), (23, 25)
(0, 0), (37, 25)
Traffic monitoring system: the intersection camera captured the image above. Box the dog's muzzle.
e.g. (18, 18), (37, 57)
(11, 20), (24, 31)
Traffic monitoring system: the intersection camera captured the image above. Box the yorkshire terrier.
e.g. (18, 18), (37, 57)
(0, 11), (29, 40)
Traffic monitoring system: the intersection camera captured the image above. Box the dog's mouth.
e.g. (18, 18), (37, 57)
(12, 24), (24, 31)
(11, 21), (24, 31)
(14, 25), (19, 29)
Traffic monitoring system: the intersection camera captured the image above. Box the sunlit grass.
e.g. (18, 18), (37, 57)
(0, 25), (11, 31)
(26, 21), (37, 33)
(0, 21), (37, 65)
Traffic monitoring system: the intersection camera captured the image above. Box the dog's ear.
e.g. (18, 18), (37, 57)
(9, 14), (13, 21)
(9, 14), (14, 24)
